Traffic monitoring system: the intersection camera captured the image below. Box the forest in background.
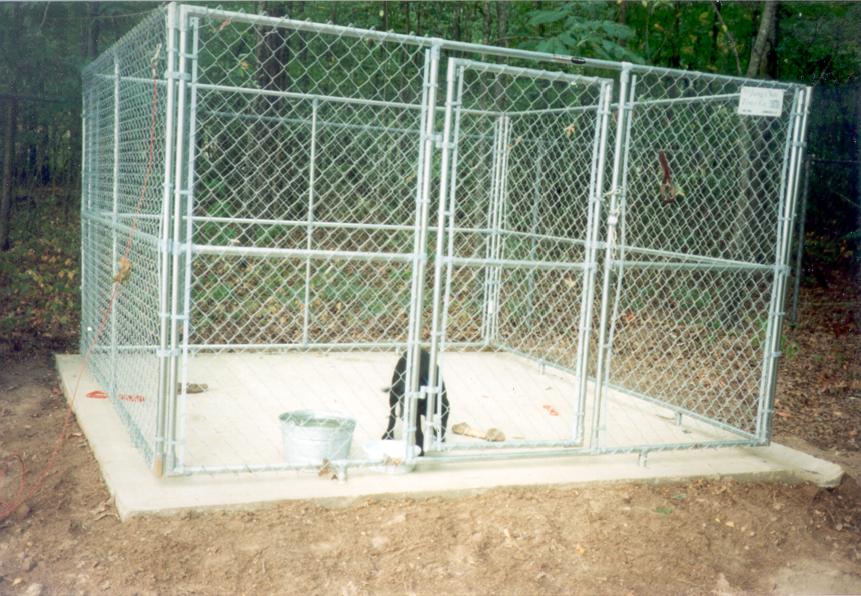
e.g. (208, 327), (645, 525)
(0, 0), (859, 350)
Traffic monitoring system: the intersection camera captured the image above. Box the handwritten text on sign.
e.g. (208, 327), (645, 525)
(737, 86), (785, 117)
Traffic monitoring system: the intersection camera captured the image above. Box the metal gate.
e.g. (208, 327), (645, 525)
(590, 68), (812, 458)
(424, 59), (612, 454)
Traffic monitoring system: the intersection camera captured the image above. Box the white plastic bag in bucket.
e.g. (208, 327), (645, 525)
(363, 440), (421, 474)
(279, 410), (356, 465)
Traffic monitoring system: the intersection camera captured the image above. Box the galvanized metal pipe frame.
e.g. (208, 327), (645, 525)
(758, 87), (812, 442)
(789, 155), (811, 326)
(82, 3), (812, 476)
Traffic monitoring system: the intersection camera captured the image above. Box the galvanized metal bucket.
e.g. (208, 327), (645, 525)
(279, 410), (356, 465)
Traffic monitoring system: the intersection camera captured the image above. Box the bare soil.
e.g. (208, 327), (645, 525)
(1, 281), (860, 595)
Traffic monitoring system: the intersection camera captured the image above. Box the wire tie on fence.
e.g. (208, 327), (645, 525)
(771, 350), (782, 359)
(165, 71), (192, 82)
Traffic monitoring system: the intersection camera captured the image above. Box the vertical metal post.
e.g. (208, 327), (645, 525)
(110, 52), (121, 400)
(154, 3), (178, 477)
(427, 57), (458, 452)
(481, 118), (502, 343)
(166, 5), (192, 474)
(599, 74), (637, 432)
(572, 81), (613, 443)
(438, 65), (467, 369)
(80, 89), (89, 355)
(755, 89), (800, 440)
(175, 12), (201, 473)
(591, 64), (631, 451)
(758, 87), (811, 443)
(402, 50), (430, 462)
(789, 154), (810, 326)
(482, 114), (510, 345)
(92, 88), (102, 354)
(302, 98), (319, 346)
(525, 142), (545, 328)
(489, 115), (512, 342)
(404, 45), (440, 461)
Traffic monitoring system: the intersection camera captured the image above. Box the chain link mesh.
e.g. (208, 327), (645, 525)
(81, 9), (168, 464)
(594, 70), (801, 449)
(80, 6), (809, 474)
(433, 61), (608, 448)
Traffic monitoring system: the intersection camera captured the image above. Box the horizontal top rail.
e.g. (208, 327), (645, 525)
(83, 4), (807, 93)
(179, 4), (805, 90)
(453, 57), (608, 86)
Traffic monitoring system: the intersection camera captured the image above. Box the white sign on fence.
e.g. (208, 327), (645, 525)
(737, 86), (785, 117)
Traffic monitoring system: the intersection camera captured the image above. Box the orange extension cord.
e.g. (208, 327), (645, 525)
(0, 63), (161, 522)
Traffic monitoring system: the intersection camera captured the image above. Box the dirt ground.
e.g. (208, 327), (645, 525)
(1, 282), (860, 595)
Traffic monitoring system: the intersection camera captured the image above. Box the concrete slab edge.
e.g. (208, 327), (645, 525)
(53, 353), (845, 522)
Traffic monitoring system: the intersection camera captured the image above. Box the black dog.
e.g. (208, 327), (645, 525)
(381, 349), (449, 454)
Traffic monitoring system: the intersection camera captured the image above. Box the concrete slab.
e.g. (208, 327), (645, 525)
(55, 353), (844, 521)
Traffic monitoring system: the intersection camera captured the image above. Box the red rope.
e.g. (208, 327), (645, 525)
(0, 61), (162, 522)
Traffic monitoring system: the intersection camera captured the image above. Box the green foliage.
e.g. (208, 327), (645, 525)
(0, 197), (80, 351)
(520, 3), (642, 63)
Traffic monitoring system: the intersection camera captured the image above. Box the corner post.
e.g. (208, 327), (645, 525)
(154, 2), (180, 478)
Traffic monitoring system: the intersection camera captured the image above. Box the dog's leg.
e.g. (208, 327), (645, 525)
(381, 352), (408, 441)
(414, 413), (425, 456)
(381, 403), (397, 440)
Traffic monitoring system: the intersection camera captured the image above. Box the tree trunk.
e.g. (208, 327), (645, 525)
(495, 1), (508, 47)
(618, 0), (627, 47)
(0, 94), (18, 251)
(87, 2), (100, 59)
(451, 2), (462, 42)
(856, 82), (861, 226)
(709, 2), (720, 67)
(746, 1), (777, 78)
(669, 1), (681, 68)
(483, 0), (492, 45)
(0, 3), (21, 251)
(766, 4), (780, 78)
